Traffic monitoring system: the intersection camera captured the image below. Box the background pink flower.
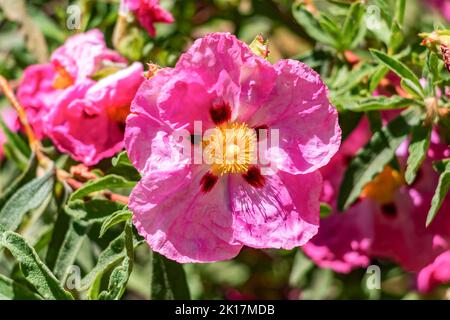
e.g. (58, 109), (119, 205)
(303, 119), (450, 292)
(125, 33), (341, 263)
(17, 29), (144, 166)
(120, 0), (174, 36)
(426, 0), (450, 21)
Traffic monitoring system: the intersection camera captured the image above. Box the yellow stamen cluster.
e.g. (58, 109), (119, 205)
(203, 123), (257, 176)
(361, 166), (404, 204)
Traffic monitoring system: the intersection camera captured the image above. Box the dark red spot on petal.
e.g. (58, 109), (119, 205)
(200, 172), (218, 193)
(243, 166), (266, 188)
(381, 202), (397, 218)
(254, 125), (268, 141)
(209, 102), (232, 125)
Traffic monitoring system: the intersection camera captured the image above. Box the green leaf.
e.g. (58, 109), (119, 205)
(65, 199), (125, 223)
(112, 151), (133, 168)
(0, 274), (42, 300)
(338, 108), (420, 211)
(344, 96), (413, 112)
(52, 220), (90, 283)
(405, 124), (432, 185)
(426, 161), (450, 227)
(0, 153), (37, 211)
(320, 203), (332, 219)
(369, 66), (389, 93)
(80, 229), (143, 291)
(0, 229), (73, 300)
(0, 168), (54, 231)
(98, 220), (134, 300)
(151, 252), (190, 300)
(99, 208), (132, 238)
(370, 49), (424, 98)
(0, 115), (31, 158)
(69, 175), (135, 202)
(341, 2), (364, 50)
(292, 4), (336, 47)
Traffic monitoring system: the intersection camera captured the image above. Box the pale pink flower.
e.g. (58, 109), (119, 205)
(303, 120), (450, 292)
(426, 0), (450, 21)
(125, 33), (341, 263)
(120, 0), (174, 36)
(17, 29), (144, 165)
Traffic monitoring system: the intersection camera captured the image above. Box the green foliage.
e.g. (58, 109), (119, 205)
(0, 0), (450, 301)
(338, 108), (420, 211)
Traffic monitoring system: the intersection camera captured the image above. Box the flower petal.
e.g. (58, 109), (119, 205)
(130, 165), (242, 263)
(249, 59), (341, 174)
(229, 171), (322, 249)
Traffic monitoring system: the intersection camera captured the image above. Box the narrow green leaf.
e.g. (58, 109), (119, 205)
(405, 124), (432, 185)
(45, 182), (72, 271)
(370, 49), (424, 98)
(0, 230), (73, 300)
(344, 96), (413, 112)
(112, 151), (133, 168)
(0, 116), (30, 159)
(99, 208), (132, 238)
(426, 161), (450, 227)
(65, 199), (125, 223)
(320, 203), (332, 219)
(292, 4), (336, 47)
(338, 108), (420, 211)
(69, 175), (135, 202)
(80, 229), (143, 291)
(53, 220), (90, 283)
(0, 153), (37, 211)
(98, 220), (134, 300)
(0, 274), (42, 300)
(341, 2), (364, 50)
(0, 168), (54, 231)
(151, 252), (190, 300)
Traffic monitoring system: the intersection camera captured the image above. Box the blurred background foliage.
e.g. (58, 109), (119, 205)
(0, 0), (449, 300)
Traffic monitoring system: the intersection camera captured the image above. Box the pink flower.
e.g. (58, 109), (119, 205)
(125, 33), (341, 263)
(120, 0), (174, 37)
(418, 251), (450, 292)
(303, 120), (450, 292)
(17, 29), (144, 166)
(0, 107), (20, 158)
(426, 0), (450, 21)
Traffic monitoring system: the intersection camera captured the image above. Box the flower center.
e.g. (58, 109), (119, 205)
(107, 105), (130, 123)
(361, 166), (403, 204)
(203, 122), (257, 176)
(53, 64), (74, 90)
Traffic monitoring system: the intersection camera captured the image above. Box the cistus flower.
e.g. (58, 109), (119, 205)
(426, 0), (450, 21)
(17, 29), (144, 166)
(0, 107), (20, 159)
(125, 33), (341, 263)
(303, 120), (450, 292)
(119, 0), (174, 37)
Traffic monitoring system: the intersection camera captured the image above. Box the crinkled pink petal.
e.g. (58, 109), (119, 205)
(418, 251), (450, 292)
(229, 171), (322, 249)
(177, 33), (277, 121)
(46, 83), (125, 166)
(249, 59), (341, 174)
(17, 64), (62, 138)
(51, 29), (126, 80)
(84, 62), (144, 114)
(129, 68), (217, 132)
(130, 165), (242, 263)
